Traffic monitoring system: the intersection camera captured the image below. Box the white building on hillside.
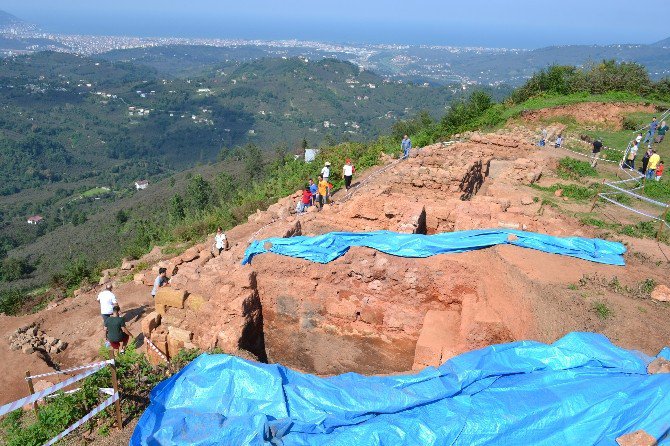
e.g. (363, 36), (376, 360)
(135, 180), (149, 190)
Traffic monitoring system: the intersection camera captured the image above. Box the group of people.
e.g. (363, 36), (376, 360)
(296, 159), (356, 213)
(622, 117), (666, 180)
(96, 265), (172, 354)
(296, 136), (413, 213)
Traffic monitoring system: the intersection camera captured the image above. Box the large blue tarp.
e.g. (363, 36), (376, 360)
(130, 333), (670, 445)
(241, 229), (626, 266)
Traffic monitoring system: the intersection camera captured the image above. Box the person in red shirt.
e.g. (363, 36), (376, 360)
(656, 161), (664, 181)
(297, 185), (312, 213)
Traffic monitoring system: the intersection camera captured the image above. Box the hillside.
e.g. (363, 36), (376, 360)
(0, 53), (465, 290)
(1, 100), (669, 445)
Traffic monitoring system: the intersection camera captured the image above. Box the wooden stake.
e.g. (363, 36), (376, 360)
(109, 350), (123, 430)
(657, 203), (670, 241)
(590, 179), (606, 212)
(25, 370), (39, 416)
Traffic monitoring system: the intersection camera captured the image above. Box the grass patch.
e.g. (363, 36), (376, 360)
(593, 301), (613, 319)
(80, 187), (111, 198)
(533, 182), (598, 200)
(556, 157), (598, 180)
(642, 180), (670, 203)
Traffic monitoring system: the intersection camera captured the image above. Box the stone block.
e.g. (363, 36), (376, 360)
(156, 303), (167, 316)
(360, 304), (385, 325)
(616, 431), (657, 446)
(167, 335), (184, 358)
(133, 273), (146, 285)
(413, 310), (460, 369)
(147, 339), (168, 365)
(155, 288), (187, 309)
(325, 299), (359, 321)
(186, 294), (207, 312)
(141, 311), (161, 338)
(168, 326), (193, 343)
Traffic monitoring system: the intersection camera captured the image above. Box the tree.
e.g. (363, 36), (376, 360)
(115, 209), (129, 225)
(184, 175), (212, 213)
(301, 138), (308, 150)
(242, 143), (264, 180)
(214, 172), (236, 204)
(169, 193), (186, 222)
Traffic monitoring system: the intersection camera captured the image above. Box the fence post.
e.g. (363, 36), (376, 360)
(25, 370), (39, 416)
(109, 351), (123, 430)
(590, 179), (606, 212)
(657, 203), (670, 241)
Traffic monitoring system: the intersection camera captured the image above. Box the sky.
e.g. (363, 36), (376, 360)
(0, 0), (667, 49)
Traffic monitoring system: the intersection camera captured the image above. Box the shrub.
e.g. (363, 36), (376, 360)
(593, 301), (613, 320)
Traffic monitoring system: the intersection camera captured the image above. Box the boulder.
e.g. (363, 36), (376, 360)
(133, 273), (146, 285)
(155, 288), (187, 309)
(141, 311), (162, 338)
(22, 345), (35, 354)
(180, 247), (200, 263)
(554, 189), (563, 197)
(616, 431), (657, 446)
(168, 326), (193, 343)
(520, 196), (534, 205)
(647, 357), (670, 374)
(120, 259), (135, 270)
(185, 294), (207, 312)
(650, 284), (670, 302)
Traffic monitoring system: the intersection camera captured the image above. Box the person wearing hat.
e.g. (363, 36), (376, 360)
(343, 159), (355, 191)
(321, 162), (331, 182)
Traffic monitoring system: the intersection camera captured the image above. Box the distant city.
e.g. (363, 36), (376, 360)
(0, 10), (668, 88)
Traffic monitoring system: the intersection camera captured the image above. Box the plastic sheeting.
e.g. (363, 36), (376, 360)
(242, 229), (626, 266)
(130, 333), (670, 446)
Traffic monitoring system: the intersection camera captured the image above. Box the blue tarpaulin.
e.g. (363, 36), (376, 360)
(130, 333), (670, 445)
(241, 229), (626, 266)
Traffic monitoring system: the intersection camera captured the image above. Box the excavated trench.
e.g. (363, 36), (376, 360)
(230, 161), (528, 376)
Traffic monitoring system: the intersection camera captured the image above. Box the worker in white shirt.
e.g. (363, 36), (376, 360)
(97, 283), (118, 326)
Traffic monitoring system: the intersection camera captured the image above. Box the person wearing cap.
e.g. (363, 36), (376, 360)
(97, 283), (118, 326)
(321, 162), (331, 182)
(343, 159), (355, 191)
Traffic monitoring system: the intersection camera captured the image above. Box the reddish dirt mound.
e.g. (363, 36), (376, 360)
(519, 102), (657, 129)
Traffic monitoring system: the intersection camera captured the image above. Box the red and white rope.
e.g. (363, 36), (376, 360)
(0, 360), (113, 417)
(25, 359), (114, 380)
(43, 392), (119, 446)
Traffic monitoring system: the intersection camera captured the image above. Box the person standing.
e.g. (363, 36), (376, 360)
(401, 135), (412, 159)
(317, 174), (329, 209)
(625, 142), (638, 170)
(646, 150), (661, 180)
(320, 162), (331, 183)
(656, 161), (664, 181)
(641, 148), (653, 174)
(151, 268), (169, 298)
(591, 138), (603, 167)
(343, 159), (355, 191)
(97, 283), (117, 326)
(643, 117), (658, 147)
(215, 227), (228, 255)
(308, 178), (317, 205)
(104, 305), (133, 355)
(657, 121), (668, 144)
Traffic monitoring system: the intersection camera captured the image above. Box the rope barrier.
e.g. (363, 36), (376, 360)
(601, 182), (670, 208)
(25, 359), (114, 380)
(598, 195), (670, 228)
(145, 337), (169, 362)
(0, 360), (113, 417)
(43, 393), (119, 446)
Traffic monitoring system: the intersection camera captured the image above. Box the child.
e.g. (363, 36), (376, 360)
(656, 161), (664, 181)
(297, 185), (312, 213)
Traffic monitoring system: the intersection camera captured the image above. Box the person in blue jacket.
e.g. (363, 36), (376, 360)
(401, 135), (412, 158)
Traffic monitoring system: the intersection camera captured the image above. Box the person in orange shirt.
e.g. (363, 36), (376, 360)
(317, 175), (329, 209)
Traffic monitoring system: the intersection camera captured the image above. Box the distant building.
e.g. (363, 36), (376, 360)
(305, 148), (319, 163)
(135, 180), (149, 190)
(27, 215), (43, 225)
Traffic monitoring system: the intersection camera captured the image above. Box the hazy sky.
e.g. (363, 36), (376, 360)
(0, 0), (667, 48)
